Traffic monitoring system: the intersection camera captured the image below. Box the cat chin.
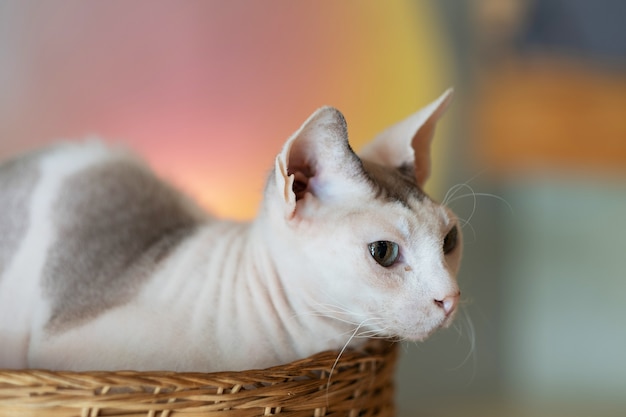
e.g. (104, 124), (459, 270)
(392, 327), (436, 343)
(401, 331), (435, 343)
(401, 318), (454, 342)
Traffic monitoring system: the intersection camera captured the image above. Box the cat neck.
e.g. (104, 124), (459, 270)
(176, 217), (359, 362)
(251, 206), (367, 354)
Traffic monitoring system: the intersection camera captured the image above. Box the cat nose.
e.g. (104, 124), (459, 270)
(434, 292), (460, 316)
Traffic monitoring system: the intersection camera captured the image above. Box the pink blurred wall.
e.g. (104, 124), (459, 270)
(0, 1), (451, 219)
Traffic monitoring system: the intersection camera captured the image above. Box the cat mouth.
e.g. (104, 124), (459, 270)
(442, 309), (459, 328)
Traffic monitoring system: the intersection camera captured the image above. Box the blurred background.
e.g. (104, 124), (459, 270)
(1, 1), (624, 416)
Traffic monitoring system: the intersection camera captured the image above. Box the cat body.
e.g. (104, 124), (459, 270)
(0, 90), (462, 372)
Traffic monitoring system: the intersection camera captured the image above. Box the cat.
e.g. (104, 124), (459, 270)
(0, 89), (461, 372)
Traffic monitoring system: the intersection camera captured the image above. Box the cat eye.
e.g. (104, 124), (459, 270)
(443, 225), (458, 255)
(368, 241), (399, 267)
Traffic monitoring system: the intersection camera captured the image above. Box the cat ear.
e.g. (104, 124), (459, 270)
(274, 106), (364, 219)
(359, 88), (453, 187)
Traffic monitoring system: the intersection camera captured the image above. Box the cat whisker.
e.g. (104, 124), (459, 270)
(441, 169), (487, 206)
(313, 302), (359, 316)
(316, 290), (365, 314)
(299, 292), (375, 326)
(309, 302), (364, 319)
(291, 298), (381, 337)
(352, 323), (389, 338)
(442, 183), (481, 247)
(323, 320), (368, 406)
(457, 216), (477, 245)
(324, 316), (388, 404)
(331, 318), (387, 340)
(291, 304), (352, 318)
(441, 168), (488, 206)
(353, 333), (391, 340)
(353, 328), (384, 336)
(292, 311), (362, 327)
(442, 172), (512, 242)
(443, 183), (513, 248)
(448, 307), (477, 385)
(442, 183), (469, 207)
(447, 192), (514, 215)
(450, 184), (479, 227)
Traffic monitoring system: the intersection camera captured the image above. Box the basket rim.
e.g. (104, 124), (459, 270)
(0, 340), (398, 416)
(0, 340), (396, 378)
(1, 340), (395, 376)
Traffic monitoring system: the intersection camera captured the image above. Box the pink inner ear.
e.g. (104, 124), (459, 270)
(285, 131), (316, 201)
(412, 118), (436, 187)
(290, 170), (309, 201)
(358, 88), (453, 188)
(279, 106), (361, 206)
(288, 154), (316, 201)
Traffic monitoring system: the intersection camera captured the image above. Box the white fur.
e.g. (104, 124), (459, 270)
(0, 91), (462, 371)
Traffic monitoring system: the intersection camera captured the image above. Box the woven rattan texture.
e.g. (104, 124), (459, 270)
(0, 341), (397, 417)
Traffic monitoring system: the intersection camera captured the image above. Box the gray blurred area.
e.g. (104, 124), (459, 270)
(397, 1), (626, 416)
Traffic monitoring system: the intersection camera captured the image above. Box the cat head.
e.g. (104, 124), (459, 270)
(264, 89), (461, 343)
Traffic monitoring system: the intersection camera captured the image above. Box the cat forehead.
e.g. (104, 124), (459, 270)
(361, 159), (426, 207)
(358, 160), (454, 234)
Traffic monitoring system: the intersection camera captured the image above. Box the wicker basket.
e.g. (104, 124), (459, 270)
(0, 341), (397, 417)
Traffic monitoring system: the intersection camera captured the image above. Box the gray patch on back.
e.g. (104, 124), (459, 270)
(43, 160), (202, 332)
(361, 160), (426, 207)
(0, 156), (40, 279)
